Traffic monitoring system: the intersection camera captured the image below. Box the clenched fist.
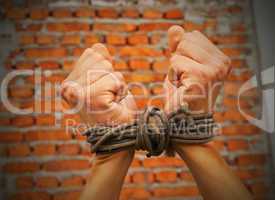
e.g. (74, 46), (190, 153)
(61, 44), (137, 126)
(165, 26), (232, 114)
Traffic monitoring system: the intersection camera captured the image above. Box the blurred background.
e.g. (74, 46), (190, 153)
(0, 0), (274, 199)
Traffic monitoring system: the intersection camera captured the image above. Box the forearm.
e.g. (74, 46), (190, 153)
(175, 143), (252, 200)
(80, 150), (134, 200)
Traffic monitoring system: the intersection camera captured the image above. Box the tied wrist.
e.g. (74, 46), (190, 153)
(84, 106), (217, 157)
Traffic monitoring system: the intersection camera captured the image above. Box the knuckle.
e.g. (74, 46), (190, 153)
(83, 48), (94, 56)
(101, 60), (113, 70)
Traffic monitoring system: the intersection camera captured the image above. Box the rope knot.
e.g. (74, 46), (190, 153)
(136, 107), (169, 157)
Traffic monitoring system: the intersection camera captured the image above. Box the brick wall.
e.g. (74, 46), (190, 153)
(0, 0), (272, 199)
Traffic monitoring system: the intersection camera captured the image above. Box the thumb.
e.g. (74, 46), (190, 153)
(168, 25), (185, 53)
(91, 43), (112, 62)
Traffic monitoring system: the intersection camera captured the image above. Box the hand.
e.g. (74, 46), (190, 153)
(61, 43), (137, 126)
(164, 26), (231, 114)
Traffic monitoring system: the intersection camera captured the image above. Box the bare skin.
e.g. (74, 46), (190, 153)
(61, 44), (137, 200)
(61, 26), (252, 200)
(166, 25), (252, 200)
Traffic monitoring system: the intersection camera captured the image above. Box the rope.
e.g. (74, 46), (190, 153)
(84, 106), (217, 157)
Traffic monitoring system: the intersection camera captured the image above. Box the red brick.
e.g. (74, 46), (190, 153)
(10, 192), (51, 200)
(211, 35), (247, 44)
(63, 60), (75, 71)
(150, 97), (164, 108)
(113, 60), (128, 70)
(139, 22), (176, 31)
(6, 8), (26, 19)
(128, 33), (148, 45)
(61, 176), (84, 187)
(122, 8), (140, 18)
(222, 47), (248, 57)
(19, 35), (34, 45)
(208, 140), (225, 151)
(129, 85), (148, 96)
(9, 86), (33, 98)
(151, 85), (164, 95)
(45, 74), (66, 83)
(125, 73), (154, 83)
(179, 172), (194, 181)
(224, 82), (242, 96)
(150, 33), (162, 44)
(25, 130), (71, 141)
(57, 144), (80, 155)
(53, 191), (81, 200)
(93, 23), (136, 32)
(25, 48), (67, 58)
(61, 35), (81, 45)
(43, 159), (90, 171)
(52, 9), (72, 18)
(223, 109), (248, 121)
(129, 59), (150, 70)
(15, 62), (36, 69)
(227, 140), (249, 151)
(8, 144), (30, 157)
(152, 59), (169, 72)
(222, 124), (261, 135)
(36, 115), (55, 126)
(153, 186), (199, 197)
(106, 34), (126, 45)
(143, 157), (185, 168)
(16, 24), (43, 32)
(30, 9), (48, 20)
(47, 23), (90, 32)
(119, 46), (163, 57)
(237, 154), (266, 166)
(3, 162), (40, 173)
(226, 5), (242, 14)
(38, 61), (60, 69)
(16, 176), (33, 189)
(183, 21), (205, 31)
(124, 174), (131, 183)
(0, 132), (23, 143)
(97, 8), (118, 18)
(223, 97), (252, 108)
(84, 34), (101, 45)
(204, 19), (217, 30)
(232, 23), (246, 32)
(36, 35), (55, 45)
(165, 9), (183, 19)
(234, 169), (265, 180)
(130, 158), (142, 167)
(132, 172), (146, 183)
(75, 7), (95, 17)
(0, 118), (10, 126)
(33, 144), (56, 156)
(120, 188), (151, 200)
(155, 171), (177, 182)
(11, 116), (34, 127)
(36, 176), (59, 188)
(143, 9), (162, 19)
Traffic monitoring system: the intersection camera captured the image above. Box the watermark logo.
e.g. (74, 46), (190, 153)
(238, 66), (274, 133)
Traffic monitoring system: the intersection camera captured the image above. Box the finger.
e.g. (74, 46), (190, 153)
(76, 60), (113, 86)
(61, 80), (84, 106)
(66, 48), (105, 81)
(86, 72), (127, 110)
(91, 43), (112, 62)
(186, 31), (229, 63)
(176, 35), (225, 68)
(168, 25), (185, 53)
(66, 44), (113, 82)
(168, 55), (217, 85)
